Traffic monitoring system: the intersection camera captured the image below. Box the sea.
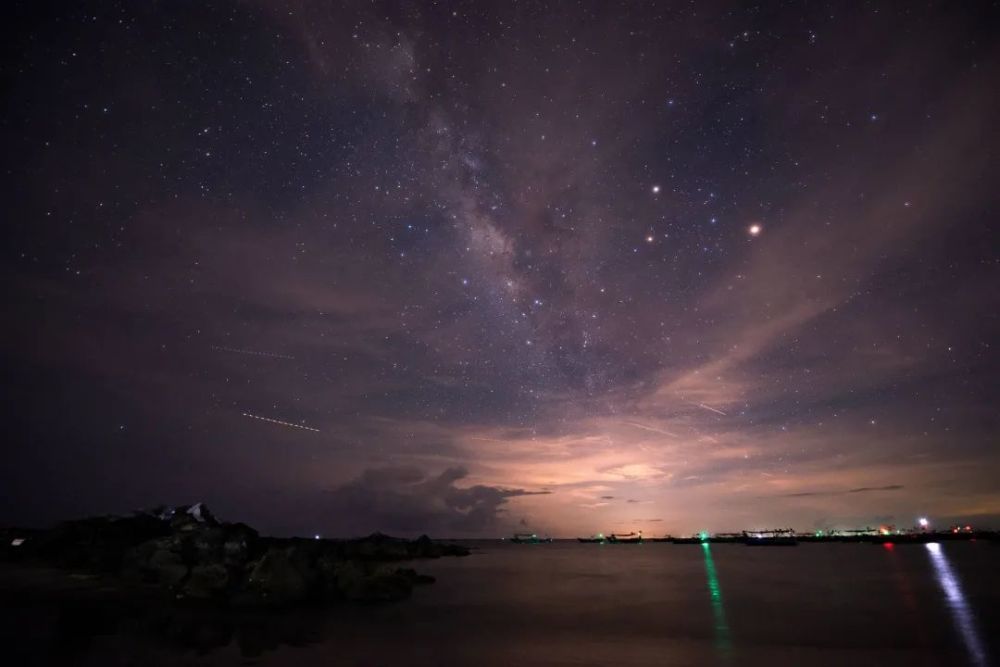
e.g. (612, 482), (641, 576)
(4, 540), (998, 666)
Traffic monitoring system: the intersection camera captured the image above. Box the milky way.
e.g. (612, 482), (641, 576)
(3, 2), (998, 537)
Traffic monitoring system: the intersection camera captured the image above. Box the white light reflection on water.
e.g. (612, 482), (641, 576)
(925, 543), (988, 666)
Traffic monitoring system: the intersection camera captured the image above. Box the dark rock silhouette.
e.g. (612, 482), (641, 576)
(2, 503), (468, 607)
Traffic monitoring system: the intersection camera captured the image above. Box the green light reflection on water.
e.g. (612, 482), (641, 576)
(701, 542), (732, 656)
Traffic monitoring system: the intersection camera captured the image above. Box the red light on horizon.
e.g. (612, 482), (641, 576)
(883, 542), (895, 550)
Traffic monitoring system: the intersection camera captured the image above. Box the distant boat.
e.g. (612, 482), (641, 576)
(607, 532), (642, 544)
(743, 529), (797, 546)
(510, 533), (551, 544)
(577, 534), (606, 543)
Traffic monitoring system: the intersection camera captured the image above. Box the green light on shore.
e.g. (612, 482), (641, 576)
(699, 531), (709, 541)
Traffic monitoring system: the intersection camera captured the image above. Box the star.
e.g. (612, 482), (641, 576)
(748, 223), (762, 237)
(651, 185), (661, 194)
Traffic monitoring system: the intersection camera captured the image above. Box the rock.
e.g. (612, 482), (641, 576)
(245, 548), (310, 606)
(331, 532), (468, 561)
(8, 505), (464, 609)
(170, 503), (220, 532)
(394, 567), (436, 585)
(320, 562), (427, 602)
(412, 534), (470, 558)
(326, 559), (366, 600)
(361, 569), (414, 602)
(221, 523), (259, 566)
(146, 547), (189, 588)
(181, 563), (230, 599)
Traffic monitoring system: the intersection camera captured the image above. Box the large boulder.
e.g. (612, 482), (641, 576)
(170, 503), (220, 533)
(412, 534), (470, 558)
(394, 567), (436, 585)
(145, 545), (189, 587)
(181, 563), (230, 599)
(318, 561), (425, 602)
(359, 567), (415, 602)
(244, 547), (311, 606)
(324, 559), (366, 600)
(221, 522), (259, 567)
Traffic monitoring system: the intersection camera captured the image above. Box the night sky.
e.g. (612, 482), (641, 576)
(3, 2), (999, 538)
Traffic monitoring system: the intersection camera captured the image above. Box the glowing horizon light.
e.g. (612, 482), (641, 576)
(919, 517), (930, 528)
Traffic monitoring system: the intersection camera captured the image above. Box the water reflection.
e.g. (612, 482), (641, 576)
(38, 599), (328, 660)
(925, 542), (988, 666)
(700, 542), (732, 656)
(882, 543), (919, 612)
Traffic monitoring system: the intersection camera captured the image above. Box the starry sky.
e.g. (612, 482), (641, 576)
(3, 1), (999, 538)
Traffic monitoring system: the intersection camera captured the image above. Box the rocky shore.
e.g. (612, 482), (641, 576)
(0, 504), (469, 607)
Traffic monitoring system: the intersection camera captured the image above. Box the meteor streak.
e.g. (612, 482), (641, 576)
(212, 345), (295, 360)
(624, 422), (680, 438)
(241, 412), (320, 432)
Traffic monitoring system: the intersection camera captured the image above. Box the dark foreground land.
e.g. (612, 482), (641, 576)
(2, 539), (999, 666)
(0, 504), (468, 608)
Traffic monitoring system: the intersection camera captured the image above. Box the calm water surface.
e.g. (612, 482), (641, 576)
(7, 541), (999, 666)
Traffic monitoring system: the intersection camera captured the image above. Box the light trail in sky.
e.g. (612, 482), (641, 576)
(241, 412), (320, 432)
(676, 396), (728, 416)
(624, 422), (681, 438)
(212, 345), (295, 360)
(696, 403), (727, 416)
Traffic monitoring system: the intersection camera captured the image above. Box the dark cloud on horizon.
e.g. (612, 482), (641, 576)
(320, 466), (550, 537)
(777, 485), (905, 499)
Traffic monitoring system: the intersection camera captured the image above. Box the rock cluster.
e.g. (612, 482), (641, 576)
(2, 504), (467, 606)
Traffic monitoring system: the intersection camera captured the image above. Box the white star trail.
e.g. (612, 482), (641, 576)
(212, 345), (295, 360)
(678, 397), (729, 416)
(241, 412), (320, 432)
(624, 422), (680, 438)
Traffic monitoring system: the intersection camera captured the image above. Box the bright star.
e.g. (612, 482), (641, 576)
(748, 223), (762, 237)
